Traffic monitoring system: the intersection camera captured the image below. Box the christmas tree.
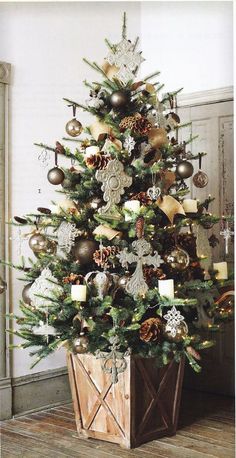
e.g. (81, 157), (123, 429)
(6, 14), (233, 379)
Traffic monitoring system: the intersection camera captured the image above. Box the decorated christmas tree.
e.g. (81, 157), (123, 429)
(6, 14), (233, 382)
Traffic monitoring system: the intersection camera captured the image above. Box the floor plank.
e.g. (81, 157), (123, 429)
(0, 390), (234, 458)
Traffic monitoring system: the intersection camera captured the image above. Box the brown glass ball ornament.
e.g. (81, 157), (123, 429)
(22, 283), (33, 304)
(73, 333), (89, 354)
(73, 239), (98, 265)
(65, 118), (83, 137)
(110, 90), (130, 109)
(164, 246), (190, 271)
(163, 321), (188, 342)
(176, 161), (194, 179)
(193, 170), (208, 188)
(47, 167), (65, 185)
(29, 232), (48, 253)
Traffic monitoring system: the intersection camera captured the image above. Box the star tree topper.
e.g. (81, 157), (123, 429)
(96, 159), (132, 218)
(117, 238), (163, 299)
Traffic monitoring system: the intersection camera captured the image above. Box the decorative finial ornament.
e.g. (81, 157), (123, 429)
(117, 238), (163, 299)
(95, 159), (132, 218)
(220, 219), (234, 255)
(96, 336), (130, 384)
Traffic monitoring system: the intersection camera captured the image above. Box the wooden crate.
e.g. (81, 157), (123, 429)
(67, 352), (185, 448)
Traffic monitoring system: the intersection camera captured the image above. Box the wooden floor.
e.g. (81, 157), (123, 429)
(0, 390), (234, 458)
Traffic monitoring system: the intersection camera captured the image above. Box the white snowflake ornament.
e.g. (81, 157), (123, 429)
(57, 221), (80, 257)
(124, 135), (135, 156)
(29, 267), (63, 309)
(32, 320), (57, 336)
(163, 306), (185, 338)
(106, 38), (145, 85)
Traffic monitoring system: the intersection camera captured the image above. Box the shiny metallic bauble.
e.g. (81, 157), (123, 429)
(193, 170), (208, 188)
(110, 90), (130, 109)
(164, 246), (190, 271)
(72, 239), (98, 265)
(65, 118), (83, 137)
(47, 167), (65, 185)
(163, 321), (188, 342)
(117, 274), (130, 289)
(22, 283), (33, 304)
(176, 161), (194, 179)
(0, 276), (7, 294)
(73, 333), (89, 354)
(29, 232), (48, 253)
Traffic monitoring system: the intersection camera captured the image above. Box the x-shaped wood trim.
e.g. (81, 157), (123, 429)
(136, 359), (176, 437)
(74, 356), (126, 438)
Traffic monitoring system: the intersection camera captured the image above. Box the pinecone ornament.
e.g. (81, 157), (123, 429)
(140, 317), (163, 343)
(63, 273), (84, 285)
(93, 246), (119, 268)
(131, 192), (152, 205)
(136, 216), (145, 239)
(134, 117), (152, 135)
(55, 141), (66, 155)
(119, 113), (141, 132)
(143, 267), (166, 285)
(85, 153), (110, 170)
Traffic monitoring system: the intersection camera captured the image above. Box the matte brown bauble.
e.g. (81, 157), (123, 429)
(193, 170), (208, 188)
(73, 239), (98, 265)
(29, 232), (48, 253)
(163, 321), (188, 342)
(73, 333), (89, 354)
(164, 246), (190, 271)
(47, 167), (65, 185)
(176, 161), (194, 179)
(148, 128), (169, 150)
(110, 90), (130, 109)
(65, 118), (83, 137)
(22, 283), (33, 304)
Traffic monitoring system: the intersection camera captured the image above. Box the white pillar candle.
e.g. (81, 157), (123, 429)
(182, 199), (198, 213)
(71, 285), (87, 301)
(124, 200), (140, 221)
(213, 262), (228, 280)
(85, 146), (100, 157)
(158, 279), (174, 299)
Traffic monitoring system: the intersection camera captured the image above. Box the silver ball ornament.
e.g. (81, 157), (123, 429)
(29, 232), (48, 253)
(164, 321), (188, 342)
(22, 283), (33, 304)
(110, 90), (130, 109)
(47, 167), (65, 185)
(73, 333), (89, 354)
(65, 118), (83, 137)
(164, 246), (190, 271)
(176, 161), (194, 179)
(73, 239), (98, 265)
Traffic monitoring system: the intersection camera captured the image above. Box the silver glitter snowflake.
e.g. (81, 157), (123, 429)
(29, 267), (63, 309)
(57, 221), (80, 256)
(124, 135), (135, 156)
(106, 38), (145, 85)
(32, 320), (57, 336)
(163, 306), (185, 338)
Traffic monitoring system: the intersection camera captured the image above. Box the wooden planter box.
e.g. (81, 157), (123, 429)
(67, 352), (185, 449)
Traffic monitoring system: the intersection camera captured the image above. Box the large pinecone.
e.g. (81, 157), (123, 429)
(119, 113), (141, 132)
(143, 267), (166, 285)
(85, 153), (110, 170)
(93, 246), (119, 268)
(134, 117), (152, 135)
(139, 317), (163, 342)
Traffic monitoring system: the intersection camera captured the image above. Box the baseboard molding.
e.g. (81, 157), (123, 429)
(11, 366), (71, 417)
(0, 377), (12, 420)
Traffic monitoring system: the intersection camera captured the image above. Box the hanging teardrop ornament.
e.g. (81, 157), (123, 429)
(147, 172), (161, 201)
(193, 153), (208, 188)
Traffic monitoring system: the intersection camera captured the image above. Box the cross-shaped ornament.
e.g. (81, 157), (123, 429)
(96, 159), (132, 219)
(117, 238), (163, 299)
(220, 220), (234, 255)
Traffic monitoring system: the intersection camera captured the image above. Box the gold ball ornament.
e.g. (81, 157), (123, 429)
(176, 161), (194, 179)
(148, 128), (169, 150)
(164, 246), (190, 271)
(72, 239), (98, 265)
(73, 333), (89, 354)
(47, 167), (65, 185)
(163, 321), (188, 342)
(29, 232), (48, 253)
(65, 118), (83, 137)
(22, 283), (33, 304)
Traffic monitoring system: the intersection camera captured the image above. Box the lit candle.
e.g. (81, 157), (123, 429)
(158, 279), (174, 299)
(124, 200), (140, 221)
(182, 199), (198, 213)
(213, 262), (228, 280)
(71, 285), (87, 301)
(85, 146), (100, 157)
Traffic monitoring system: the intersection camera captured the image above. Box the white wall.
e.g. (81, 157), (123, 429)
(0, 1), (233, 377)
(0, 1), (141, 377)
(140, 1), (233, 93)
